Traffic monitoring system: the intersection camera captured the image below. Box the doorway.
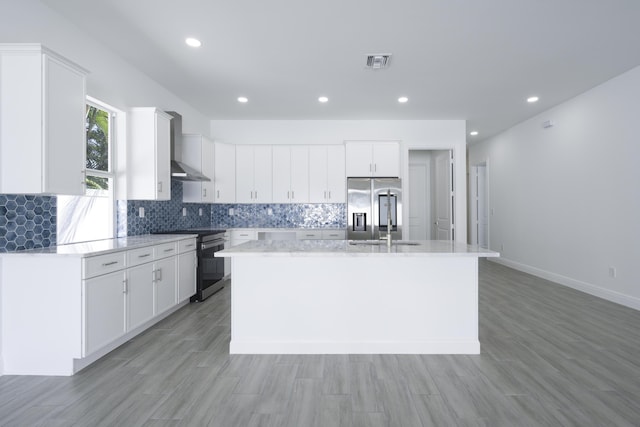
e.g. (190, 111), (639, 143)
(408, 150), (453, 240)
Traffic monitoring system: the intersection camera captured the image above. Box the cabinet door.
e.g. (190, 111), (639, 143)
(44, 54), (86, 195)
(155, 112), (171, 200)
(214, 142), (235, 203)
(127, 263), (155, 331)
(345, 143), (373, 177)
(272, 146), (292, 203)
(84, 271), (126, 355)
(372, 142), (400, 177)
(326, 145), (346, 202)
(201, 136), (215, 202)
(308, 146), (328, 202)
(178, 251), (197, 302)
(235, 145), (255, 203)
(154, 257), (177, 315)
(253, 145), (272, 203)
(290, 146), (309, 202)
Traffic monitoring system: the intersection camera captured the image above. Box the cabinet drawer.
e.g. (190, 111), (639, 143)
(83, 252), (127, 279)
(154, 242), (178, 259)
(322, 230), (346, 240)
(127, 246), (154, 267)
(296, 230), (322, 240)
(231, 230), (257, 240)
(178, 238), (197, 253)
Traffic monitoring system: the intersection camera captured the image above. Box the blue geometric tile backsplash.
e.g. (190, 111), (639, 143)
(211, 203), (346, 229)
(118, 180), (212, 236)
(0, 194), (56, 252)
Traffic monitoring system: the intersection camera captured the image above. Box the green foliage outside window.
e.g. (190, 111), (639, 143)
(85, 105), (109, 189)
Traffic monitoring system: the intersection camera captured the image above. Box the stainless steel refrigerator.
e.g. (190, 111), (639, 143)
(347, 178), (402, 240)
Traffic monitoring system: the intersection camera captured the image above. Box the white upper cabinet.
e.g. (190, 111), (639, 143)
(127, 108), (172, 200)
(272, 146), (309, 203)
(236, 145), (272, 203)
(309, 145), (345, 203)
(182, 134), (215, 203)
(345, 141), (400, 177)
(0, 44), (87, 195)
(214, 142), (236, 203)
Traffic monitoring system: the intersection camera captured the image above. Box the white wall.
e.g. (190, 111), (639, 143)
(469, 66), (640, 310)
(211, 120), (468, 243)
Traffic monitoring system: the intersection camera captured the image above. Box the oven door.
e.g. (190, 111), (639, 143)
(196, 237), (226, 301)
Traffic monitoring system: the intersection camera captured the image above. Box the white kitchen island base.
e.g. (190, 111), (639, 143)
(228, 244), (491, 354)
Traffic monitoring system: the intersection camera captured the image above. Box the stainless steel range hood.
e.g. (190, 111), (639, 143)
(166, 111), (211, 182)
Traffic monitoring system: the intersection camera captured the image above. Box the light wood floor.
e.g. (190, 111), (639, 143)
(1, 260), (640, 426)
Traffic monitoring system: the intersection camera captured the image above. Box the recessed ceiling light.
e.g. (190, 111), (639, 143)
(318, 96), (329, 103)
(527, 96), (539, 103)
(469, 131), (479, 136)
(398, 96), (409, 103)
(237, 96), (248, 103)
(185, 37), (202, 48)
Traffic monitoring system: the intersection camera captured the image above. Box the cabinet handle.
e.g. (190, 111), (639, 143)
(184, 243), (195, 248)
(157, 182), (163, 193)
(374, 164), (377, 172)
(203, 188), (207, 197)
(156, 268), (162, 281)
(291, 191), (294, 199)
(123, 279), (128, 294)
(370, 164), (372, 172)
(163, 248), (174, 253)
(138, 253), (151, 259)
(324, 191), (327, 199)
(255, 190), (258, 199)
(287, 191), (290, 199)
(102, 261), (118, 267)
(217, 190), (220, 199)
(328, 191), (331, 200)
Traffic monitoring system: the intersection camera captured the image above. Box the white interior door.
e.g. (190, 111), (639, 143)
(409, 162), (429, 240)
(434, 151), (453, 240)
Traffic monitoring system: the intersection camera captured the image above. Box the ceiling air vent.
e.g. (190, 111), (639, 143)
(365, 54), (392, 69)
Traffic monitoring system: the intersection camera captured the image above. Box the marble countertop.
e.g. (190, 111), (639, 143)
(0, 234), (197, 257)
(217, 239), (500, 258)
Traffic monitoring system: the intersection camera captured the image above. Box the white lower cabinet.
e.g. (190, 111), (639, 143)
(126, 262), (155, 331)
(0, 236), (197, 376)
(84, 270), (126, 356)
(154, 256), (177, 314)
(178, 250), (197, 302)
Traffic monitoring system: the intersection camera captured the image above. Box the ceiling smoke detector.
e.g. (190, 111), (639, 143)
(365, 54), (392, 69)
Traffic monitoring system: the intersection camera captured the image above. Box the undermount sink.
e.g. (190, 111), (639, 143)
(348, 240), (421, 246)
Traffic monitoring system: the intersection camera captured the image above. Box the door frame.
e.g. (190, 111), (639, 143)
(469, 159), (490, 248)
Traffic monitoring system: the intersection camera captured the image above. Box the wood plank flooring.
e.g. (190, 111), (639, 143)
(1, 260), (640, 426)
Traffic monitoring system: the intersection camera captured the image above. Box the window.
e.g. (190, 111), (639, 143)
(57, 98), (117, 244)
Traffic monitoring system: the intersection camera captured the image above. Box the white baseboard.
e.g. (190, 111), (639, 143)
(230, 340), (481, 355)
(489, 258), (640, 311)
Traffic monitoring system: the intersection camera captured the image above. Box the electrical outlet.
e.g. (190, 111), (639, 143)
(229, 208), (234, 216)
(182, 207), (187, 217)
(138, 207), (145, 218)
(199, 208), (203, 216)
(267, 208), (273, 215)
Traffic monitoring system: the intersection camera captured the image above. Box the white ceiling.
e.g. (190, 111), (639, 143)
(41, 0), (640, 142)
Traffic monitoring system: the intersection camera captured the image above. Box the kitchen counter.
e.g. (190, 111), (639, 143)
(0, 234), (196, 257)
(217, 239), (498, 258)
(221, 239), (499, 355)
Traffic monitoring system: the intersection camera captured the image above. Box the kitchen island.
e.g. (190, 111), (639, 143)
(217, 239), (499, 355)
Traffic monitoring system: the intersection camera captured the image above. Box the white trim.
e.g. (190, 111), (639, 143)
(230, 340), (480, 354)
(489, 258), (640, 311)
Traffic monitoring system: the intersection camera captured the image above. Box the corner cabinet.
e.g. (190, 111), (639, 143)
(345, 141), (400, 177)
(236, 145), (272, 203)
(0, 44), (88, 195)
(128, 108), (172, 200)
(182, 134), (215, 203)
(309, 145), (346, 202)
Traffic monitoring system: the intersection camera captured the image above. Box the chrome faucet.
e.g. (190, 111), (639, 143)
(380, 189), (393, 247)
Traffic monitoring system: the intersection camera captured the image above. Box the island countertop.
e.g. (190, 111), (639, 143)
(217, 239), (499, 258)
